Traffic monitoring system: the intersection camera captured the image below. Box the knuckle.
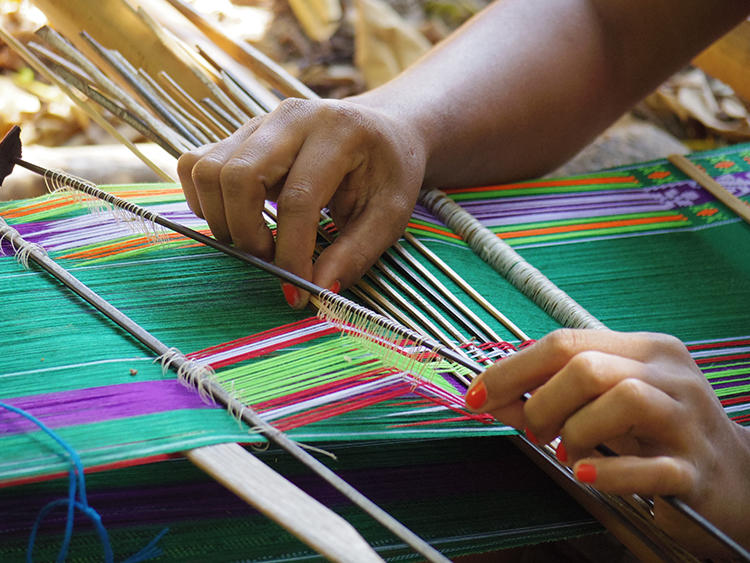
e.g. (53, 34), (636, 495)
(545, 328), (581, 357)
(177, 152), (199, 178)
(277, 181), (315, 214)
(219, 162), (250, 197)
(275, 97), (309, 119)
(651, 332), (687, 356)
(558, 423), (577, 449)
(653, 456), (693, 493)
(613, 377), (649, 408)
(522, 409), (544, 438)
(568, 351), (608, 390)
(191, 158), (222, 189)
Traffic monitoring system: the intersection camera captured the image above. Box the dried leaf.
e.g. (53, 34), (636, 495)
(354, 0), (430, 88)
(288, 0), (342, 42)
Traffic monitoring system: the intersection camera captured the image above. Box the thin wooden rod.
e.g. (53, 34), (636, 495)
(137, 69), (217, 145)
(11, 158), (481, 375)
(268, 205), (487, 369)
(0, 25), (175, 182)
(80, 31), (202, 147)
(36, 25), (192, 154)
(669, 153), (750, 225)
(264, 205), (478, 371)
(144, 15), (251, 123)
(403, 231), (530, 340)
(386, 244), (505, 343)
(163, 0), (318, 100)
(195, 44), (270, 115)
(158, 71), (232, 138)
(202, 97), (242, 130)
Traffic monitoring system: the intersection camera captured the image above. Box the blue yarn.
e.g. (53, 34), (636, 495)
(0, 401), (167, 562)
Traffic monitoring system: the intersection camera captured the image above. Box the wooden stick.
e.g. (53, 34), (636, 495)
(158, 71), (232, 139)
(195, 44), (272, 115)
(80, 31), (202, 147)
(162, 0), (318, 100)
(38, 57), (184, 158)
(133, 5), (251, 124)
(36, 25), (193, 153)
(137, 68), (217, 145)
(669, 153), (750, 225)
(202, 97), (242, 130)
(403, 232), (530, 341)
(0, 25), (176, 181)
(187, 444), (383, 562)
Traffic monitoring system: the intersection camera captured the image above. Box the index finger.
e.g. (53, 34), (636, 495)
(274, 138), (357, 308)
(466, 329), (667, 416)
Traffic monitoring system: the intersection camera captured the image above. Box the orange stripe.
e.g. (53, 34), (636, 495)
(407, 223), (462, 240)
(109, 188), (183, 198)
(443, 175), (637, 194)
(498, 214), (686, 239)
(61, 237), (152, 259)
(3, 198), (74, 218)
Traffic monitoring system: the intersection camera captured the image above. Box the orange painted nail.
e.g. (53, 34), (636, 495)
(524, 428), (539, 445)
(555, 442), (567, 463)
(576, 463), (597, 483)
(464, 381), (487, 410)
(282, 283), (300, 308)
(329, 280), (341, 294)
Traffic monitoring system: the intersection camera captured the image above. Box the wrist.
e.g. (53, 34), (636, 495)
(346, 87), (438, 189)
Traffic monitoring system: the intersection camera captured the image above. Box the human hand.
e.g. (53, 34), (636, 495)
(177, 97), (427, 308)
(464, 329), (750, 552)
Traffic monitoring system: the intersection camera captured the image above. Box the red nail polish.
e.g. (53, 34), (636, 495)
(576, 463), (597, 483)
(555, 442), (567, 463)
(282, 283), (299, 308)
(329, 280), (341, 294)
(464, 381), (487, 410)
(525, 428), (539, 445)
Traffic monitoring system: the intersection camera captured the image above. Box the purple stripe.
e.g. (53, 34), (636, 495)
(712, 381), (750, 391)
(0, 380), (212, 435)
(415, 176), (750, 229)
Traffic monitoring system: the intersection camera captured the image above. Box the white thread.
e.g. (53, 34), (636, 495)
(0, 219), (48, 268)
(313, 291), (438, 383)
(43, 168), (168, 244)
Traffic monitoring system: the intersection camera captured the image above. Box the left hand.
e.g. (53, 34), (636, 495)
(464, 328), (750, 553)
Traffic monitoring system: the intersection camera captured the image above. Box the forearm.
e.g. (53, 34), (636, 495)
(352, 0), (749, 188)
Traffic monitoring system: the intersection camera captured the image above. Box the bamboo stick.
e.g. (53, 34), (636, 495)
(162, 0), (318, 100)
(0, 25), (176, 181)
(36, 26), (193, 153)
(669, 153), (750, 225)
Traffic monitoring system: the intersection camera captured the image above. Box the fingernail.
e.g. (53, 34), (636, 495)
(464, 380), (487, 410)
(282, 283), (300, 308)
(524, 428), (539, 445)
(329, 280), (341, 294)
(575, 463), (597, 483)
(555, 441), (567, 463)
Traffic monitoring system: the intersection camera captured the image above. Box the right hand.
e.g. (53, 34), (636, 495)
(177, 97), (427, 307)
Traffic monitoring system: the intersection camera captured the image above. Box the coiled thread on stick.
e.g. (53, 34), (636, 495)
(420, 188), (605, 329)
